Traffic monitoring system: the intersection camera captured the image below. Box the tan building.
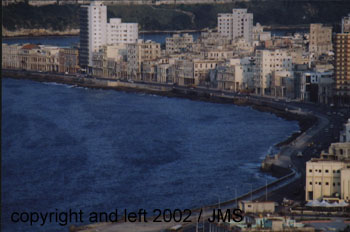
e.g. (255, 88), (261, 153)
(2, 43), (21, 69)
(239, 201), (276, 214)
(216, 65), (235, 90)
(92, 44), (127, 79)
(305, 142), (350, 202)
(271, 71), (295, 99)
(305, 160), (347, 201)
(127, 40), (161, 80)
(58, 48), (79, 74)
(193, 59), (219, 85)
(254, 49), (293, 95)
(174, 59), (194, 86)
(334, 33), (350, 105)
(309, 24), (332, 56)
(17, 44), (60, 72)
(165, 33), (193, 54)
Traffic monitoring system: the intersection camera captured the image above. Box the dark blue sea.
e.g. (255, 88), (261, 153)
(2, 78), (299, 232)
(2, 35), (299, 232)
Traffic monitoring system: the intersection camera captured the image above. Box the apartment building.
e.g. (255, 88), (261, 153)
(193, 59), (219, 85)
(58, 48), (80, 74)
(342, 14), (350, 34)
(175, 59), (194, 86)
(79, 1), (107, 67)
(334, 33), (350, 105)
(127, 40), (161, 80)
(218, 9), (253, 44)
(2, 44), (21, 69)
(300, 71), (334, 103)
(165, 33), (193, 54)
(91, 44), (127, 78)
(107, 18), (138, 45)
(79, 1), (138, 68)
(309, 24), (332, 56)
(271, 70), (295, 98)
(254, 49), (293, 95)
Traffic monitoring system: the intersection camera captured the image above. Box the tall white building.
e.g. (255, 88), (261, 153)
(79, 1), (138, 68)
(79, 1), (107, 68)
(218, 9), (253, 44)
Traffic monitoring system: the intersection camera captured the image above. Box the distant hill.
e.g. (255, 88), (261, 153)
(3, 1), (350, 34)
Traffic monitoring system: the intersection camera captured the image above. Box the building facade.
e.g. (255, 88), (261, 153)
(107, 18), (138, 45)
(165, 33), (193, 54)
(309, 24), (332, 56)
(79, 1), (107, 67)
(218, 9), (253, 44)
(254, 49), (293, 95)
(334, 33), (350, 105)
(79, 1), (138, 68)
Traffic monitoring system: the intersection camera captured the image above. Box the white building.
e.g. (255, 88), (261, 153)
(107, 18), (138, 45)
(79, 1), (107, 67)
(218, 9), (253, 44)
(254, 49), (292, 95)
(79, 1), (138, 68)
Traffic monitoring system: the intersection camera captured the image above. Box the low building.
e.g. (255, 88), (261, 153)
(305, 140), (350, 202)
(2, 43), (21, 69)
(300, 70), (334, 104)
(239, 201), (276, 214)
(58, 48), (79, 74)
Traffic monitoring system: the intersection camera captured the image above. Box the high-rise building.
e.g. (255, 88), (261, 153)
(79, 1), (138, 68)
(342, 14), (350, 34)
(309, 24), (332, 56)
(218, 9), (253, 44)
(79, 1), (107, 68)
(334, 33), (350, 105)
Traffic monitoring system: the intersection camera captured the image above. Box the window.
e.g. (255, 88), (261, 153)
(309, 169), (313, 173)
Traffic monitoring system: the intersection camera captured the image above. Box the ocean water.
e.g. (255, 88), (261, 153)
(2, 78), (299, 232)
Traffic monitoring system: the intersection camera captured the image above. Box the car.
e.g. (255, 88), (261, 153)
(297, 151), (303, 158)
